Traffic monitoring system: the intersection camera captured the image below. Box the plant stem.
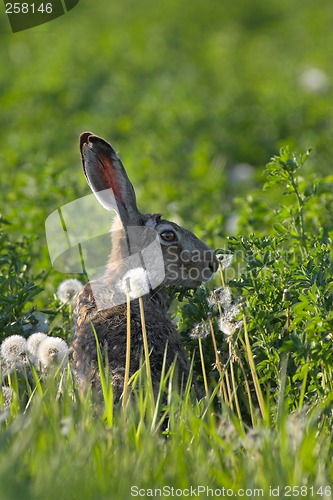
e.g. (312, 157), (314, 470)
(208, 315), (226, 398)
(138, 296), (153, 391)
(229, 341), (243, 429)
(242, 308), (266, 420)
(218, 263), (225, 287)
(290, 175), (308, 253)
(198, 335), (209, 397)
(122, 292), (131, 408)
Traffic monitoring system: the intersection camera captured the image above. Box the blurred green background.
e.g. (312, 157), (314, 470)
(1, 0), (332, 287)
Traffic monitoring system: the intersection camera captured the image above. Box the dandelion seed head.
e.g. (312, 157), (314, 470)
(216, 253), (233, 270)
(1, 386), (13, 409)
(217, 416), (239, 445)
(299, 68), (329, 93)
(286, 411), (307, 451)
(119, 267), (150, 299)
(60, 417), (72, 437)
(207, 295), (216, 308)
(27, 332), (48, 359)
(0, 356), (10, 376)
(226, 304), (241, 320)
(218, 318), (242, 337)
(1, 335), (28, 364)
(208, 287), (232, 310)
(190, 325), (200, 339)
(218, 319), (236, 337)
(57, 279), (82, 304)
(229, 163), (254, 184)
(38, 337), (69, 371)
(190, 322), (210, 339)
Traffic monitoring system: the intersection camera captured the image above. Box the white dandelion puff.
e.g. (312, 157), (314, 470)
(27, 332), (48, 363)
(1, 386), (13, 409)
(0, 356), (10, 376)
(57, 279), (83, 304)
(229, 163), (254, 184)
(208, 286), (232, 310)
(216, 254), (233, 270)
(299, 68), (329, 93)
(207, 293), (217, 309)
(37, 337), (69, 372)
(218, 318), (243, 337)
(215, 289), (242, 338)
(1, 335), (28, 365)
(226, 304), (241, 320)
(286, 411), (307, 451)
(190, 322), (210, 339)
(119, 267), (150, 299)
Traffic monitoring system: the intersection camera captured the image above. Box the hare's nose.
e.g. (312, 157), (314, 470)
(208, 254), (219, 273)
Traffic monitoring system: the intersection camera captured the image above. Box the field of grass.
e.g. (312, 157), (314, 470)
(1, 0), (333, 498)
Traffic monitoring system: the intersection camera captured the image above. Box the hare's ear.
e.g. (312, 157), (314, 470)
(79, 132), (141, 224)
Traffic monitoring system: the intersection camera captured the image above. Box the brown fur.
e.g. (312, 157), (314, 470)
(73, 281), (190, 401)
(73, 133), (217, 402)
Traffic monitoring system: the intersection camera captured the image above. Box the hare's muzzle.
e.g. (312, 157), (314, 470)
(203, 251), (219, 279)
(208, 256), (219, 274)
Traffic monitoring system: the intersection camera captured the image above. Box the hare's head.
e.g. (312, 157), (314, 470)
(80, 133), (217, 293)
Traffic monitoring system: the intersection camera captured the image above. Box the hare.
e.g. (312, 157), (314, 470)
(73, 133), (217, 402)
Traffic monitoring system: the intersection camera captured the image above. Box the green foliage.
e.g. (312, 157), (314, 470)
(1, 0), (333, 495)
(0, 215), (44, 340)
(0, 216), (77, 342)
(176, 147), (333, 422)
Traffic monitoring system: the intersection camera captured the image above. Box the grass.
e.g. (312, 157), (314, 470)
(1, 0), (333, 497)
(0, 361), (332, 499)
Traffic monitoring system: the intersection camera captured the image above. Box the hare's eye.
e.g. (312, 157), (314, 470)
(160, 230), (177, 242)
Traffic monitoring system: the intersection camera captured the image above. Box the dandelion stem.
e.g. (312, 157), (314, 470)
(283, 289), (291, 334)
(238, 356), (255, 426)
(290, 175), (308, 254)
(198, 335), (209, 397)
(242, 307), (266, 420)
(91, 322), (113, 426)
(286, 307), (291, 333)
(208, 315), (226, 399)
(298, 363), (308, 410)
(224, 368), (233, 410)
(220, 374), (229, 405)
(229, 342), (243, 428)
(122, 291), (131, 408)
(138, 296), (153, 392)
(218, 263), (225, 287)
